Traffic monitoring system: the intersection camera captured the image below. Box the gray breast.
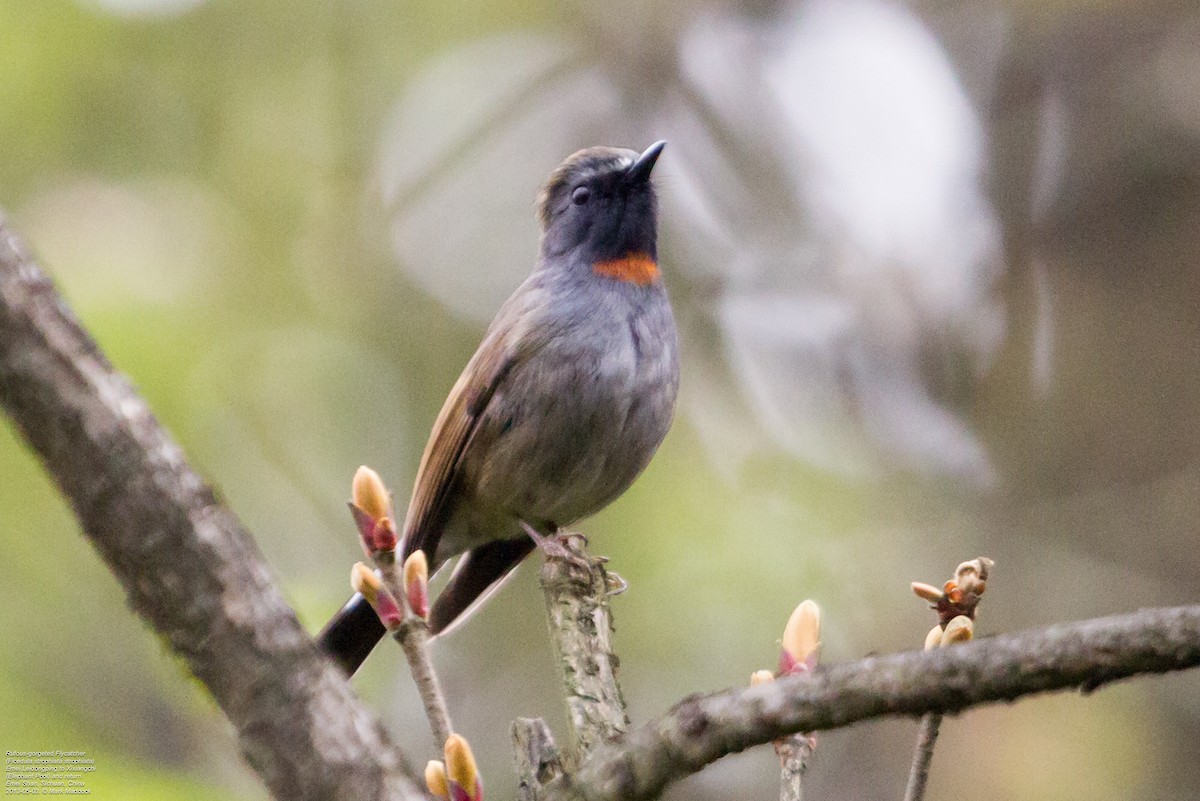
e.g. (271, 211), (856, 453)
(468, 287), (678, 529)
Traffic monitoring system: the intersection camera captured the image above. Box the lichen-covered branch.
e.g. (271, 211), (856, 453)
(513, 717), (565, 801)
(539, 540), (629, 762)
(0, 215), (424, 801)
(548, 605), (1200, 801)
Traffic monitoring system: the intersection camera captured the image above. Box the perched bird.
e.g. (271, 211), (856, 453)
(320, 142), (679, 674)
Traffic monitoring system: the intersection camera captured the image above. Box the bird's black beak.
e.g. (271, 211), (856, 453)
(625, 140), (666, 185)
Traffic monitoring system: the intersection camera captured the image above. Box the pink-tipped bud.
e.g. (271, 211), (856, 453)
(373, 589), (404, 631)
(780, 600), (821, 673)
(404, 550), (430, 619)
(445, 734), (482, 801)
(941, 615), (974, 646)
(911, 581), (944, 603)
(375, 516), (399, 552)
(425, 760), (449, 799)
(351, 562), (402, 630)
(750, 670), (775, 686)
(351, 562), (381, 603)
(352, 466), (391, 522)
(350, 466), (399, 555)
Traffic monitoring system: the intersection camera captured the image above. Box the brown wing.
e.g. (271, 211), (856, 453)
(400, 319), (524, 565)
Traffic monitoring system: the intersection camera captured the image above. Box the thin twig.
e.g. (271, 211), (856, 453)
(396, 617), (453, 748)
(903, 714), (943, 801)
(377, 556), (454, 749)
(903, 557), (990, 801)
(538, 535), (629, 763)
(777, 734), (814, 801)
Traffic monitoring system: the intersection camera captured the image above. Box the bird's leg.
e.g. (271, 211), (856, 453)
(521, 521), (592, 569)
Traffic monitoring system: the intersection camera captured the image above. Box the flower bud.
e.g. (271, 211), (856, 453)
(352, 466), (390, 522)
(924, 624), (944, 651)
(425, 760), (449, 799)
(781, 600), (821, 672)
(351, 562), (381, 603)
(404, 550), (430, 619)
(351, 562), (402, 630)
(955, 558), (993, 595)
(941, 615), (974, 646)
(750, 670), (775, 686)
(445, 734), (482, 801)
(374, 516), (399, 553)
(373, 590), (404, 631)
(911, 582), (944, 603)
(349, 466), (400, 555)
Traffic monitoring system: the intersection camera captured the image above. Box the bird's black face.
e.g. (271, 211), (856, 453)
(537, 142), (664, 263)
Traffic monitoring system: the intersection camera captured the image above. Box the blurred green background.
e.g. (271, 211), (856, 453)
(2, 1), (1199, 799)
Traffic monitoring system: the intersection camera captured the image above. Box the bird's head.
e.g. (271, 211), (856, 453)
(536, 141), (665, 283)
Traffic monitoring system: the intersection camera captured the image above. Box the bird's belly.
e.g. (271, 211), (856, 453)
(462, 336), (675, 532)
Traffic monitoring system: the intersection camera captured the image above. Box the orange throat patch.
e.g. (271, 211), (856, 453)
(592, 252), (660, 285)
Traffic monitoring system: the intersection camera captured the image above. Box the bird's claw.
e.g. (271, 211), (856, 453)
(521, 523), (594, 570)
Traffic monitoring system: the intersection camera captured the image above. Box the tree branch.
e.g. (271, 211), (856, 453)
(513, 717), (565, 801)
(7, 210), (1200, 801)
(549, 605), (1200, 801)
(539, 540), (630, 763)
(0, 215), (425, 801)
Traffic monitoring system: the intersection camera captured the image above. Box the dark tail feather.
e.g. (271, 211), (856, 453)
(430, 538), (535, 635)
(317, 592), (387, 675)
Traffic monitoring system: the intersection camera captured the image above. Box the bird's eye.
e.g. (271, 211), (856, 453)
(571, 186), (590, 205)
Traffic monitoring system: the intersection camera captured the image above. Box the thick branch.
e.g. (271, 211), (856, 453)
(550, 605), (1200, 801)
(0, 216), (424, 801)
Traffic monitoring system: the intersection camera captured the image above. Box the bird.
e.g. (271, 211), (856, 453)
(319, 141), (679, 675)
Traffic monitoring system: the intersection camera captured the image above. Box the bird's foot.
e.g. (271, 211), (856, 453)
(605, 571), (629, 596)
(521, 522), (593, 570)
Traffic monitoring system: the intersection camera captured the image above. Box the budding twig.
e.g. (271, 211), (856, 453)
(771, 599), (821, 801)
(350, 466), (454, 751)
(903, 559), (992, 801)
(384, 553), (454, 749)
(426, 734), (484, 801)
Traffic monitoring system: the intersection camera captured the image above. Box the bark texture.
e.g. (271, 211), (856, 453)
(0, 216), (424, 801)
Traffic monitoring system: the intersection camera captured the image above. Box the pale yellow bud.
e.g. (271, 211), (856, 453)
(941, 615), (974, 646)
(924, 624), (944, 650)
(911, 582), (944, 603)
(425, 760), (449, 798)
(350, 562), (381, 603)
(444, 734), (479, 796)
(352, 465), (390, 522)
(782, 600), (821, 664)
(750, 670), (775, 686)
(404, 550), (430, 618)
